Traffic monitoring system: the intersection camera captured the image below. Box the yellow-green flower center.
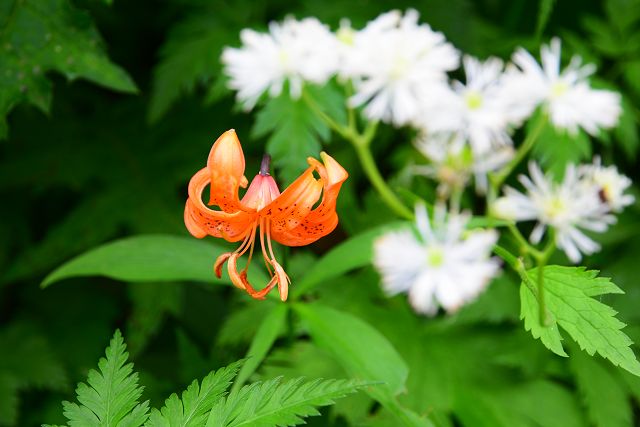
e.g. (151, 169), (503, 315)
(465, 91), (483, 110)
(426, 247), (445, 267)
(551, 81), (568, 97)
(390, 56), (409, 80)
(337, 27), (355, 45)
(278, 49), (291, 68)
(543, 196), (566, 219)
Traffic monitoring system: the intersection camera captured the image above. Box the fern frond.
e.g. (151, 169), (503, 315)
(145, 360), (243, 427)
(61, 330), (149, 427)
(207, 377), (371, 427)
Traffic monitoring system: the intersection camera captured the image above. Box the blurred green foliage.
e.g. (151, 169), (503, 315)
(2, 0), (640, 426)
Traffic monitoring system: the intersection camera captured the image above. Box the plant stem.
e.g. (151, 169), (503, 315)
(490, 114), (547, 194)
(533, 231), (556, 326)
(306, 89), (414, 220)
(353, 139), (414, 220)
(302, 90), (353, 141)
(449, 185), (463, 214)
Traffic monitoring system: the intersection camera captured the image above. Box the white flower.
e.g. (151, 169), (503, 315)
(416, 56), (517, 155)
(578, 157), (634, 212)
(503, 38), (621, 135)
(493, 162), (614, 263)
(413, 132), (514, 194)
(374, 204), (500, 315)
(344, 9), (459, 126)
(222, 17), (338, 109)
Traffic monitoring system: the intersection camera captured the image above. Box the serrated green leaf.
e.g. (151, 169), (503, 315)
(293, 222), (405, 297)
(148, 14), (235, 123)
(41, 235), (268, 288)
(520, 282), (567, 357)
(232, 304), (288, 393)
(61, 330), (149, 427)
(206, 377), (370, 427)
(521, 266), (640, 376)
(0, 0), (137, 139)
(146, 360), (243, 427)
(252, 84), (346, 184)
(570, 347), (632, 427)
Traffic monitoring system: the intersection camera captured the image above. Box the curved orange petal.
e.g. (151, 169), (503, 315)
(270, 152), (348, 246)
(207, 130), (250, 212)
(185, 168), (257, 242)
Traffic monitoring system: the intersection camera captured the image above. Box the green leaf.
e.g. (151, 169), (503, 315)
(41, 234), (268, 288)
(216, 302), (276, 348)
(454, 387), (528, 427)
(231, 304), (288, 392)
(127, 282), (184, 356)
(605, 0), (640, 33)
(569, 347), (632, 427)
(0, 323), (68, 425)
(535, 0), (556, 38)
(520, 282), (567, 357)
(521, 266), (640, 376)
(293, 222), (404, 297)
(148, 14), (236, 123)
(622, 60), (640, 98)
(62, 330), (149, 427)
(252, 84), (346, 184)
(146, 360), (243, 427)
(206, 377), (370, 427)
(294, 303), (408, 403)
(0, 373), (19, 426)
(531, 118), (592, 178)
(497, 380), (585, 427)
(454, 274), (520, 324)
(614, 95), (640, 159)
(0, 0), (137, 138)
(177, 329), (211, 384)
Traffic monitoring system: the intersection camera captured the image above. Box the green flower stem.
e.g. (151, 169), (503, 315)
(449, 184), (464, 214)
(352, 135), (415, 220)
(304, 90), (414, 220)
(507, 223), (531, 256)
(497, 225), (557, 327)
(493, 245), (538, 299)
(302, 91), (354, 141)
(489, 113), (547, 198)
(533, 232), (556, 326)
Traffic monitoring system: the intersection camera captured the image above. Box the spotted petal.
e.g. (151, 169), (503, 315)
(270, 152), (348, 246)
(184, 168), (257, 242)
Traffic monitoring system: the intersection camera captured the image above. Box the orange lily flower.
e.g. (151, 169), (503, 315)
(184, 129), (348, 301)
